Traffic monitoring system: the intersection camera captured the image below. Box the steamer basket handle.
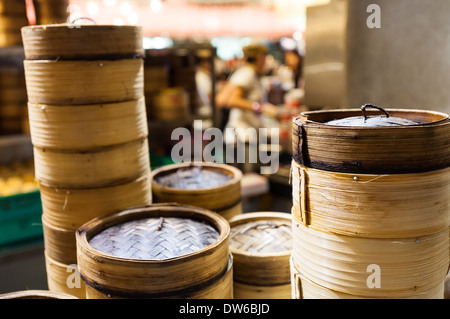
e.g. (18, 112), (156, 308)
(361, 104), (390, 122)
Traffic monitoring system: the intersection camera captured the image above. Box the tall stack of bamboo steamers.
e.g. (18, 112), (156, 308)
(291, 106), (450, 299)
(19, 24), (449, 299)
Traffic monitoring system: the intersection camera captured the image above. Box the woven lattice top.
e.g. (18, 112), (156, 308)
(89, 217), (219, 260)
(155, 165), (232, 189)
(230, 220), (292, 255)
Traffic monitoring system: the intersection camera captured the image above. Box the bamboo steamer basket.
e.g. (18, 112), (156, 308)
(76, 203), (231, 299)
(229, 212), (292, 299)
(150, 87), (190, 122)
(291, 218), (449, 298)
(445, 272), (450, 299)
(40, 174), (152, 230)
(85, 255), (233, 299)
(21, 24), (144, 60)
(45, 252), (86, 299)
(23, 59), (144, 105)
(27, 97), (148, 150)
(291, 160), (450, 238)
(0, 290), (77, 299)
(42, 214), (77, 264)
(293, 108), (450, 174)
(290, 257), (445, 299)
(34, 138), (151, 189)
(151, 162), (242, 220)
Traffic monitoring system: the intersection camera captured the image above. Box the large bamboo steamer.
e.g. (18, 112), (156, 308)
(23, 59), (144, 105)
(40, 174), (152, 230)
(21, 24), (144, 60)
(76, 203), (231, 298)
(291, 160), (450, 238)
(0, 290), (77, 299)
(293, 109), (450, 174)
(290, 258), (445, 299)
(44, 252), (86, 299)
(291, 218), (449, 298)
(151, 162), (242, 220)
(27, 97), (148, 150)
(229, 212), (292, 299)
(34, 138), (151, 189)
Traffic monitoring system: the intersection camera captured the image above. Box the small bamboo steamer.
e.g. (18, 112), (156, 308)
(27, 97), (148, 150)
(85, 255), (233, 299)
(291, 160), (450, 238)
(229, 212), (292, 299)
(0, 290), (78, 299)
(34, 138), (151, 189)
(23, 59), (144, 105)
(40, 174), (152, 230)
(290, 258), (445, 299)
(44, 252), (86, 299)
(293, 109), (450, 174)
(42, 214), (77, 264)
(151, 162), (242, 220)
(76, 203), (230, 298)
(21, 24), (144, 60)
(291, 218), (449, 298)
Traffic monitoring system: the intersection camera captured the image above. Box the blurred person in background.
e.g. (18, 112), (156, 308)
(277, 49), (304, 91)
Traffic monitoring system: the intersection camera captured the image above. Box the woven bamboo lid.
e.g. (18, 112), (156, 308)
(76, 203), (230, 296)
(21, 24), (144, 60)
(229, 212), (292, 285)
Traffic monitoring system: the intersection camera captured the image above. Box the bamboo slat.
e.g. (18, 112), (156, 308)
(42, 214), (77, 264)
(40, 174), (152, 230)
(85, 255), (233, 299)
(21, 24), (144, 60)
(291, 160), (450, 238)
(23, 59), (144, 105)
(76, 203), (230, 298)
(290, 258), (445, 299)
(34, 138), (151, 189)
(44, 252), (86, 299)
(291, 219), (449, 298)
(293, 109), (450, 174)
(27, 97), (148, 150)
(151, 162), (242, 220)
(0, 290), (78, 299)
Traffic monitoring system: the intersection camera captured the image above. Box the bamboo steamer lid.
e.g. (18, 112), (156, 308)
(291, 218), (449, 298)
(21, 24), (144, 60)
(293, 107), (450, 174)
(40, 173), (152, 230)
(229, 212), (292, 285)
(34, 138), (151, 189)
(151, 162), (242, 220)
(290, 258), (445, 299)
(24, 59), (144, 106)
(0, 290), (77, 299)
(291, 160), (450, 238)
(44, 252), (86, 299)
(76, 203), (230, 298)
(27, 97), (148, 150)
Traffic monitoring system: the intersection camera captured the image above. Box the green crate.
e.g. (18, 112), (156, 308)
(0, 190), (43, 247)
(150, 151), (175, 170)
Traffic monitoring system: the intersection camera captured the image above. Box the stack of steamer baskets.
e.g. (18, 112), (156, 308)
(150, 162), (243, 221)
(291, 104), (450, 299)
(76, 203), (232, 299)
(21, 24), (152, 299)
